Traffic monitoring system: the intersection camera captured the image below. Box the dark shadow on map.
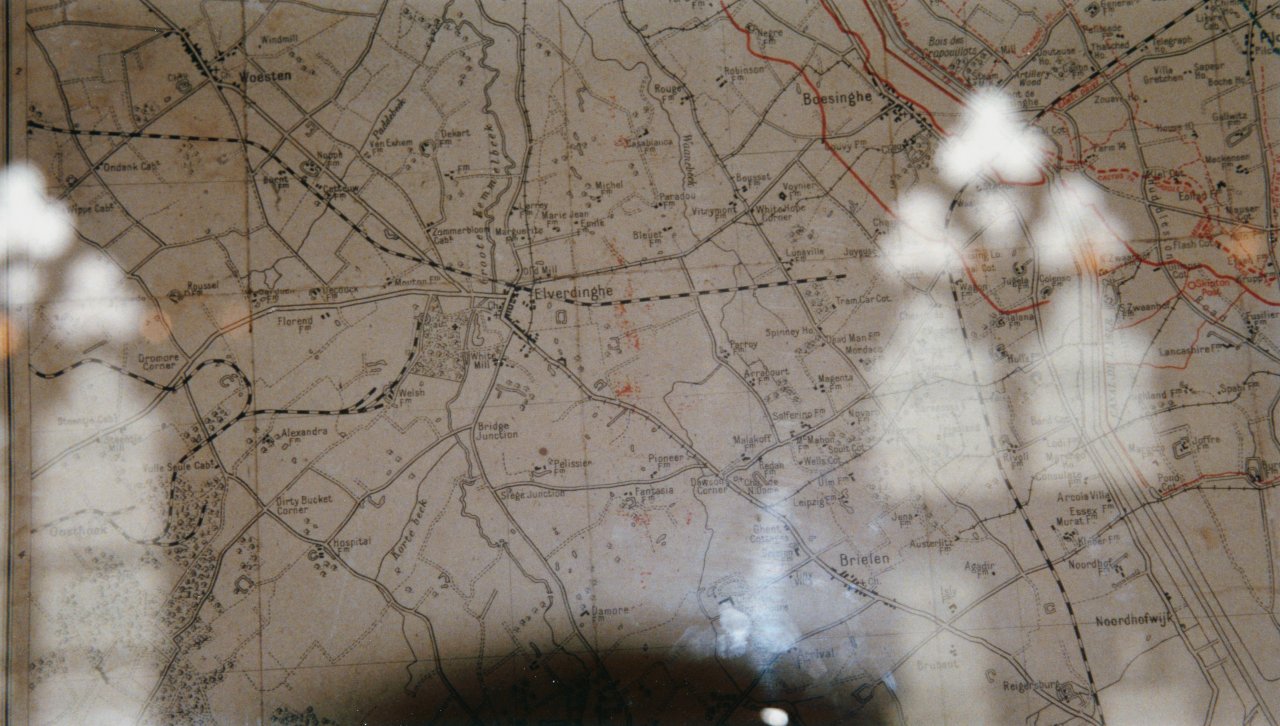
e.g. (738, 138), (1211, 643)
(262, 652), (899, 725)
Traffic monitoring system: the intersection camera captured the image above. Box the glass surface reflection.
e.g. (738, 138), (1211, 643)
(5, 0), (1279, 724)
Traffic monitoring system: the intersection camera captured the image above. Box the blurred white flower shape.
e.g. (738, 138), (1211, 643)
(0, 164), (71, 262)
(716, 602), (753, 657)
(1034, 175), (1129, 275)
(885, 189), (956, 278)
(0, 164), (143, 338)
(938, 88), (1048, 186)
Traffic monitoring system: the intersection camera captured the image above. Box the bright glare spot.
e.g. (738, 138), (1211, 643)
(885, 190), (955, 277)
(938, 88), (1047, 185)
(716, 603), (752, 657)
(1035, 175), (1128, 273)
(0, 164), (71, 260)
(970, 187), (1021, 244)
(6, 263), (40, 307)
(62, 255), (142, 335)
(760, 706), (789, 726)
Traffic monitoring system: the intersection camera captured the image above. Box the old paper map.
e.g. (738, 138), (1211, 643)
(4, 0), (1280, 723)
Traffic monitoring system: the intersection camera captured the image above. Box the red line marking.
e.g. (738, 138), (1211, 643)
(1052, 181), (1280, 307)
(815, 1), (1049, 201)
(717, 5), (1277, 502)
(1115, 276), (1190, 330)
(719, 0), (1048, 315)
(820, 0), (1051, 188)
(720, 0), (895, 215)
(817, 0), (960, 126)
(958, 258), (1045, 315)
(1109, 287), (1243, 370)
(1119, 317), (1212, 371)
(873, 0), (978, 90)
(1112, 238), (1280, 308)
(1158, 470), (1280, 498)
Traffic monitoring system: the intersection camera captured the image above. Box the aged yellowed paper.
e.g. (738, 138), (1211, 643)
(5, 0), (1280, 723)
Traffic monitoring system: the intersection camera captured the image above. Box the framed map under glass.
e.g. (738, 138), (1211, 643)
(3, 0), (1280, 723)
